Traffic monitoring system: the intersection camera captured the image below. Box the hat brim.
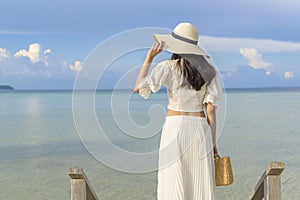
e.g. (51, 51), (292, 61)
(153, 34), (210, 58)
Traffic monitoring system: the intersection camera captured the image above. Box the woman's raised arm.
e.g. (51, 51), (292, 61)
(134, 42), (163, 92)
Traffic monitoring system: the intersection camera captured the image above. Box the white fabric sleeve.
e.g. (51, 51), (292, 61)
(203, 73), (222, 108)
(137, 61), (170, 99)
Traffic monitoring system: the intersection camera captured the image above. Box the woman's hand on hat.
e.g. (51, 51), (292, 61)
(147, 42), (164, 59)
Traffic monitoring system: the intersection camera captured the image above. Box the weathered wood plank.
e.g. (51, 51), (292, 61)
(68, 167), (99, 200)
(251, 183), (263, 199)
(250, 171), (266, 200)
(68, 167), (85, 179)
(249, 162), (285, 200)
(86, 185), (98, 200)
(71, 179), (86, 200)
(266, 162), (285, 176)
(264, 175), (281, 200)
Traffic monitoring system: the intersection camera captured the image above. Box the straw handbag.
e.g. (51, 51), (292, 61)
(214, 155), (233, 186)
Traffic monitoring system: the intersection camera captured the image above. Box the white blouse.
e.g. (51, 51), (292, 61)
(138, 60), (222, 112)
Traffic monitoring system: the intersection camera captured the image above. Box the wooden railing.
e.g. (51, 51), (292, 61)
(68, 162), (285, 200)
(68, 167), (99, 200)
(249, 162), (285, 200)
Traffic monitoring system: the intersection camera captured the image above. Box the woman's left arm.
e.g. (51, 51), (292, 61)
(206, 102), (218, 157)
(204, 74), (222, 157)
(134, 42), (163, 92)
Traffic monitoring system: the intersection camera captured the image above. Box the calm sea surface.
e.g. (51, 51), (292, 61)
(0, 89), (299, 199)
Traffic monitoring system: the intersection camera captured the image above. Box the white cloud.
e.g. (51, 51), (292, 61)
(61, 61), (68, 67)
(239, 48), (272, 75)
(69, 61), (82, 72)
(15, 43), (40, 63)
(14, 43), (51, 65)
(43, 49), (51, 54)
(0, 48), (10, 61)
(220, 71), (232, 78)
(0, 30), (40, 35)
(284, 71), (294, 79)
(200, 36), (300, 53)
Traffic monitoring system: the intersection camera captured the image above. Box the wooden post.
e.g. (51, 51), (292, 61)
(71, 179), (86, 200)
(249, 162), (285, 200)
(264, 162), (284, 200)
(68, 167), (99, 200)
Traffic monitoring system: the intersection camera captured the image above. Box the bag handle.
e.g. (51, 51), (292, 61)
(214, 154), (221, 160)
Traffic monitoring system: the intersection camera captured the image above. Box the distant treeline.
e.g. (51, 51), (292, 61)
(0, 85), (14, 90)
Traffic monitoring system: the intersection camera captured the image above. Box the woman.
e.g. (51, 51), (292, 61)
(134, 22), (222, 200)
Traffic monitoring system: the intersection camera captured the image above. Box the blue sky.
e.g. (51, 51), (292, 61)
(0, 0), (300, 89)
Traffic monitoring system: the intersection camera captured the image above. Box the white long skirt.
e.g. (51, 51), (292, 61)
(157, 115), (216, 200)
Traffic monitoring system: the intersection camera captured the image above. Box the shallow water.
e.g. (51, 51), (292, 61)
(0, 90), (299, 199)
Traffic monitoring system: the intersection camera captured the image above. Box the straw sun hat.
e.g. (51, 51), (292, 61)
(153, 22), (210, 58)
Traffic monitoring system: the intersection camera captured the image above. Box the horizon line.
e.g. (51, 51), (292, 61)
(3, 86), (300, 92)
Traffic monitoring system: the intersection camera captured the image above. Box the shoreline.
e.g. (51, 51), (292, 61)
(1, 87), (300, 93)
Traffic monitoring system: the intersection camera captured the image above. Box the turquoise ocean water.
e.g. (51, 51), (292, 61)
(0, 89), (299, 199)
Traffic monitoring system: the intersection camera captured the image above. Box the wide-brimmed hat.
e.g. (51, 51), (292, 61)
(153, 22), (210, 58)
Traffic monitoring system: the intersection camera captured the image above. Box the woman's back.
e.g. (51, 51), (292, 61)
(138, 59), (221, 112)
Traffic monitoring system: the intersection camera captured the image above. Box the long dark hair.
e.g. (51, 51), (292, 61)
(171, 53), (216, 91)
